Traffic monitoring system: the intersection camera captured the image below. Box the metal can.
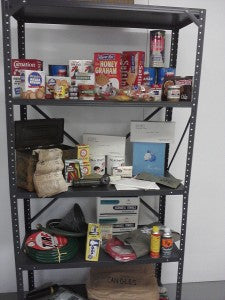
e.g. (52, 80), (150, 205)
(150, 225), (161, 258)
(49, 65), (68, 77)
(161, 227), (173, 257)
(150, 30), (165, 68)
(167, 85), (180, 102)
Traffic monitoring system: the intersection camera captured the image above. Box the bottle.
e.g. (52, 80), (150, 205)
(161, 227), (173, 257)
(150, 225), (161, 258)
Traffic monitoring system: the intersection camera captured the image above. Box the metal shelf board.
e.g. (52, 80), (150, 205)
(19, 237), (181, 271)
(10, 0), (201, 29)
(16, 183), (184, 199)
(13, 99), (193, 108)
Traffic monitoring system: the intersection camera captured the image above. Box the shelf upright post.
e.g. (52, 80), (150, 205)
(176, 9), (206, 300)
(18, 18), (35, 292)
(1, 0), (25, 299)
(155, 28), (179, 286)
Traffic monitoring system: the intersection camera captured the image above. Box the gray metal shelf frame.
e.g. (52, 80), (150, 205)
(1, 1), (206, 299)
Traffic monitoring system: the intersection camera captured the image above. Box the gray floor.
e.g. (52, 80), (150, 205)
(0, 281), (225, 300)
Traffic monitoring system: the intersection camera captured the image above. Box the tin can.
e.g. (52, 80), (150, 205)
(107, 155), (125, 175)
(90, 155), (105, 175)
(150, 30), (165, 68)
(49, 65), (68, 77)
(167, 85), (180, 102)
(150, 225), (161, 258)
(161, 227), (173, 257)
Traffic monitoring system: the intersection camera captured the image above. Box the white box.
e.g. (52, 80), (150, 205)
(12, 76), (20, 98)
(97, 214), (138, 234)
(69, 59), (93, 79)
(73, 73), (95, 86)
(20, 70), (45, 99)
(97, 197), (140, 215)
(83, 134), (126, 157)
(130, 121), (175, 143)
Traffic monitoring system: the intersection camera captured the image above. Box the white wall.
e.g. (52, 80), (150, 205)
(0, 0), (225, 293)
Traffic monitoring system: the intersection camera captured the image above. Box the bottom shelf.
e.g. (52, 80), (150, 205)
(19, 236), (181, 271)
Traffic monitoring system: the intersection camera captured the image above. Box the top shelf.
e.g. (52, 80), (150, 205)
(10, 0), (202, 29)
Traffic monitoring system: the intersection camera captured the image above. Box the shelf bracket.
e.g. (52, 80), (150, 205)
(30, 197), (59, 223)
(140, 198), (159, 218)
(184, 10), (200, 27)
(31, 105), (79, 145)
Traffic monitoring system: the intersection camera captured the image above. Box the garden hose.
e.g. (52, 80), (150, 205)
(25, 231), (78, 264)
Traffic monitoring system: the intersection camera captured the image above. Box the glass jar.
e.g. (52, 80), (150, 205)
(167, 85), (180, 102)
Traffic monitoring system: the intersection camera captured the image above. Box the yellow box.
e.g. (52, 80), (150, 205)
(81, 161), (91, 176)
(85, 223), (101, 262)
(75, 144), (90, 163)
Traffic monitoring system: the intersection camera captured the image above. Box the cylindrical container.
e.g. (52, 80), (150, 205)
(150, 225), (161, 258)
(150, 30), (165, 68)
(90, 155), (105, 175)
(49, 65), (68, 77)
(161, 227), (173, 257)
(107, 155), (125, 175)
(167, 85), (180, 102)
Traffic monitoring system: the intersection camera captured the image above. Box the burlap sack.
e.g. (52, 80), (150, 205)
(35, 158), (64, 175)
(86, 265), (159, 300)
(33, 171), (68, 198)
(33, 148), (62, 162)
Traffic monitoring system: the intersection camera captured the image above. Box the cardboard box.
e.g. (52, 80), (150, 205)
(11, 59), (43, 76)
(64, 159), (82, 186)
(75, 144), (89, 162)
(72, 73), (95, 86)
(97, 214), (138, 234)
(83, 134), (126, 157)
(122, 51), (145, 87)
(45, 76), (71, 99)
(97, 197), (140, 215)
(12, 76), (20, 98)
(69, 60), (93, 80)
(20, 70), (45, 99)
(130, 121), (175, 143)
(132, 142), (165, 176)
(85, 223), (101, 262)
(80, 161), (91, 176)
(112, 166), (133, 177)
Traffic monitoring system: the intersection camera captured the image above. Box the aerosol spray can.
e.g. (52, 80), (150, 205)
(161, 227), (173, 257)
(150, 30), (165, 68)
(150, 225), (161, 258)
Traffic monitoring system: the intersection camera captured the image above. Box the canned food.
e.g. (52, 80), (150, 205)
(167, 85), (180, 102)
(49, 65), (68, 77)
(69, 92), (78, 97)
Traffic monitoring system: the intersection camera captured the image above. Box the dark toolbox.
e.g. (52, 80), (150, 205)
(15, 118), (76, 192)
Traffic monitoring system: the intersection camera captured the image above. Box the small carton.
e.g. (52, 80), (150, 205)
(69, 60), (93, 80)
(122, 51), (145, 87)
(75, 144), (90, 162)
(64, 159), (82, 186)
(97, 196), (140, 215)
(73, 73), (95, 86)
(85, 223), (101, 262)
(12, 76), (21, 98)
(80, 161), (91, 177)
(45, 76), (71, 99)
(112, 166), (133, 178)
(20, 70), (45, 99)
(94, 52), (121, 98)
(12, 59), (43, 76)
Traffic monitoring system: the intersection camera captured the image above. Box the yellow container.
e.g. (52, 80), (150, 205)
(85, 223), (101, 262)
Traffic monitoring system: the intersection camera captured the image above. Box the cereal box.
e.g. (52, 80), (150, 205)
(12, 59), (43, 76)
(94, 53), (121, 98)
(69, 60), (93, 80)
(85, 223), (101, 262)
(122, 51), (145, 87)
(20, 70), (45, 99)
(45, 76), (71, 99)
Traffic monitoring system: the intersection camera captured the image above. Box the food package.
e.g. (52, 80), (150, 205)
(122, 51), (145, 87)
(143, 67), (156, 86)
(86, 264), (159, 300)
(11, 59), (43, 76)
(12, 76), (21, 98)
(20, 70), (45, 99)
(85, 223), (101, 262)
(162, 76), (193, 101)
(69, 59), (93, 80)
(94, 52), (121, 99)
(64, 159), (82, 186)
(80, 161), (91, 176)
(45, 76), (71, 99)
(75, 144), (90, 162)
(78, 85), (95, 100)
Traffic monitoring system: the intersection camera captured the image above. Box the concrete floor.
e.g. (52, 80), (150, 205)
(1, 281), (225, 300)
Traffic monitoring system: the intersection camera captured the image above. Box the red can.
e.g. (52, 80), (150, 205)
(150, 31), (165, 68)
(122, 51), (145, 87)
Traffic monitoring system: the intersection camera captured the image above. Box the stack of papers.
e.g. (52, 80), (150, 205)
(113, 178), (159, 191)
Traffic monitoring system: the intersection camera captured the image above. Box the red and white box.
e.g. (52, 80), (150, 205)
(94, 52), (121, 98)
(122, 51), (145, 87)
(11, 59), (43, 76)
(69, 60), (93, 81)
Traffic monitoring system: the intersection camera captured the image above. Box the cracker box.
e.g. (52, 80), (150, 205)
(85, 223), (101, 262)
(64, 159), (82, 186)
(20, 70), (45, 99)
(45, 76), (71, 99)
(122, 51), (145, 87)
(12, 59), (43, 76)
(69, 60), (93, 80)
(12, 76), (21, 98)
(94, 52), (121, 98)
(73, 73), (95, 86)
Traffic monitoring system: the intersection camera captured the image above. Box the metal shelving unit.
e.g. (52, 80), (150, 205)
(1, 1), (206, 299)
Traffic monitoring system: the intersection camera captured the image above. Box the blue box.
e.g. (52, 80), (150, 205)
(157, 67), (176, 84)
(132, 142), (165, 176)
(144, 67), (156, 86)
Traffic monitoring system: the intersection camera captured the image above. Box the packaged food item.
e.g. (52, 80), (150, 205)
(112, 166), (133, 178)
(20, 70), (45, 99)
(85, 223), (101, 262)
(80, 161), (91, 176)
(64, 159), (82, 186)
(143, 67), (156, 86)
(78, 84), (95, 100)
(72, 73), (95, 87)
(161, 227), (173, 257)
(122, 51), (145, 87)
(12, 76), (20, 98)
(45, 76), (71, 99)
(69, 60), (93, 80)
(167, 85), (180, 102)
(162, 76), (193, 101)
(157, 67), (176, 84)
(48, 65), (68, 76)
(11, 59), (43, 76)
(100, 224), (113, 241)
(75, 144), (90, 162)
(151, 84), (162, 101)
(150, 225), (161, 258)
(94, 52), (121, 99)
(107, 155), (125, 175)
(90, 155), (105, 175)
(54, 78), (71, 99)
(150, 30), (165, 68)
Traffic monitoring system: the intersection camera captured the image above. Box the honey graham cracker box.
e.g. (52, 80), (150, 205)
(94, 52), (121, 99)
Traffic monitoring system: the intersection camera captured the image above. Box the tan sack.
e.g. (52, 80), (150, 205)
(33, 148), (62, 162)
(35, 158), (64, 175)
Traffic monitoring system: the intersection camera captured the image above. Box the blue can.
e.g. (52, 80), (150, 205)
(144, 67), (156, 86)
(157, 67), (176, 84)
(49, 65), (68, 77)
